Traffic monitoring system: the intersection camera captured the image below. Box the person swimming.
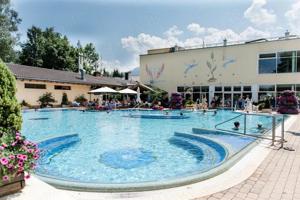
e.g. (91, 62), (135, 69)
(180, 112), (183, 116)
(233, 121), (240, 130)
(257, 123), (263, 129)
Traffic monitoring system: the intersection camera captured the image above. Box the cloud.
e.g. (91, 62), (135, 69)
(187, 23), (205, 35)
(163, 25), (183, 38)
(285, 1), (300, 34)
(121, 33), (175, 54)
(244, 0), (276, 26)
(239, 26), (271, 39)
(100, 59), (134, 72)
(121, 25), (271, 69)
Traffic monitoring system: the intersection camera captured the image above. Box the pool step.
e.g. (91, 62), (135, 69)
(192, 128), (255, 153)
(169, 132), (228, 164)
(38, 134), (81, 164)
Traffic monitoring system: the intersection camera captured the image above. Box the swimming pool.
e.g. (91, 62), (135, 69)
(21, 109), (278, 191)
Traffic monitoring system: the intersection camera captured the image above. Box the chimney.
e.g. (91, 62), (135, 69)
(223, 38), (227, 46)
(79, 68), (85, 80)
(285, 30), (290, 37)
(78, 53), (84, 74)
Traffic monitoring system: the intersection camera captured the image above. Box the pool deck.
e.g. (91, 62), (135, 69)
(1, 114), (300, 200)
(194, 114), (300, 200)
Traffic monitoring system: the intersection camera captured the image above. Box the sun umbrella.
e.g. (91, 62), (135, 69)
(118, 88), (137, 94)
(136, 87), (141, 103)
(89, 86), (118, 103)
(89, 86), (118, 94)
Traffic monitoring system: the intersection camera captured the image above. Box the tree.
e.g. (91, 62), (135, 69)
(112, 69), (124, 78)
(0, 59), (22, 134)
(19, 26), (78, 72)
(99, 68), (110, 77)
(19, 27), (100, 74)
(0, 0), (21, 62)
(77, 42), (99, 74)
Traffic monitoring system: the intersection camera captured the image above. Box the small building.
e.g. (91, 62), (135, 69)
(7, 63), (131, 106)
(140, 33), (300, 108)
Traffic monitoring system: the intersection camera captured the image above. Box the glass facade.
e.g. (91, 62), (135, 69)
(258, 53), (276, 74)
(177, 86), (209, 103)
(259, 51), (300, 74)
(277, 51), (296, 73)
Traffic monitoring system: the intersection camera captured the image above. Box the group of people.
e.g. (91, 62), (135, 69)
(195, 97), (208, 110)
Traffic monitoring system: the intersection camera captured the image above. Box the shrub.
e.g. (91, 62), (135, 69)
(61, 92), (69, 105)
(38, 92), (56, 108)
(0, 60), (39, 185)
(75, 95), (87, 105)
(0, 60), (22, 133)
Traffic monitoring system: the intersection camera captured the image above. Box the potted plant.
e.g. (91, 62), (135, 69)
(0, 60), (39, 197)
(38, 92), (56, 108)
(0, 130), (39, 197)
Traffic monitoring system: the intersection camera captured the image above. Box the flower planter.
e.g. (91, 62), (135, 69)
(0, 173), (25, 197)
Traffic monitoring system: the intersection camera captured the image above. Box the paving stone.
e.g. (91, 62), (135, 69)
(192, 116), (300, 200)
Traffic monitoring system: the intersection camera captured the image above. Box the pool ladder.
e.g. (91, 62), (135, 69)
(214, 112), (286, 148)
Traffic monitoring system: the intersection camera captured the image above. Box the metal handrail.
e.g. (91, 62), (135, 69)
(214, 113), (244, 130)
(214, 112), (285, 147)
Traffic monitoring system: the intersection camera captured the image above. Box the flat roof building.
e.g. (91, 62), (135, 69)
(140, 34), (300, 108)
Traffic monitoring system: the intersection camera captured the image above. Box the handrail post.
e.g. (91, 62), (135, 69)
(281, 115), (285, 148)
(244, 114), (247, 134)
(271, 115), (276, 146)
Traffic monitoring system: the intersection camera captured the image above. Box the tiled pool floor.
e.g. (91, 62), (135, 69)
(2, 115), (300, 200)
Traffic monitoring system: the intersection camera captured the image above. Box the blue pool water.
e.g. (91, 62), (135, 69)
(21, 109), (277, 185)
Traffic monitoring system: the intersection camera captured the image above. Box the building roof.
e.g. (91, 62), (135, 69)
(141, 35), (300, 56)
(7, 63), (129, 87)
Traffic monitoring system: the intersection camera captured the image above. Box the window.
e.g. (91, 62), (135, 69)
(276, 84), (293, 92)
(177, 86), (184, 92)
(224, 86), (231, 92)
(54, 85), (71, 90)
(201, 86), (209, 92)
(185, 86), (193, 92)
(243, 86), (251, 91)
(258, 53), (276, 74)
(277, 51), (296, 73)
(258, 85), (275, 100)
(215, 86), (222, 92)
(24, 83), (46, 89)
(233, 86), (241, 91)
(193, 86), (200, 92)
(297, 51), (300, 72)
(259, 85), (275, 91)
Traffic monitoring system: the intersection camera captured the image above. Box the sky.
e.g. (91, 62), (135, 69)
(11, 0), (300, 72)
